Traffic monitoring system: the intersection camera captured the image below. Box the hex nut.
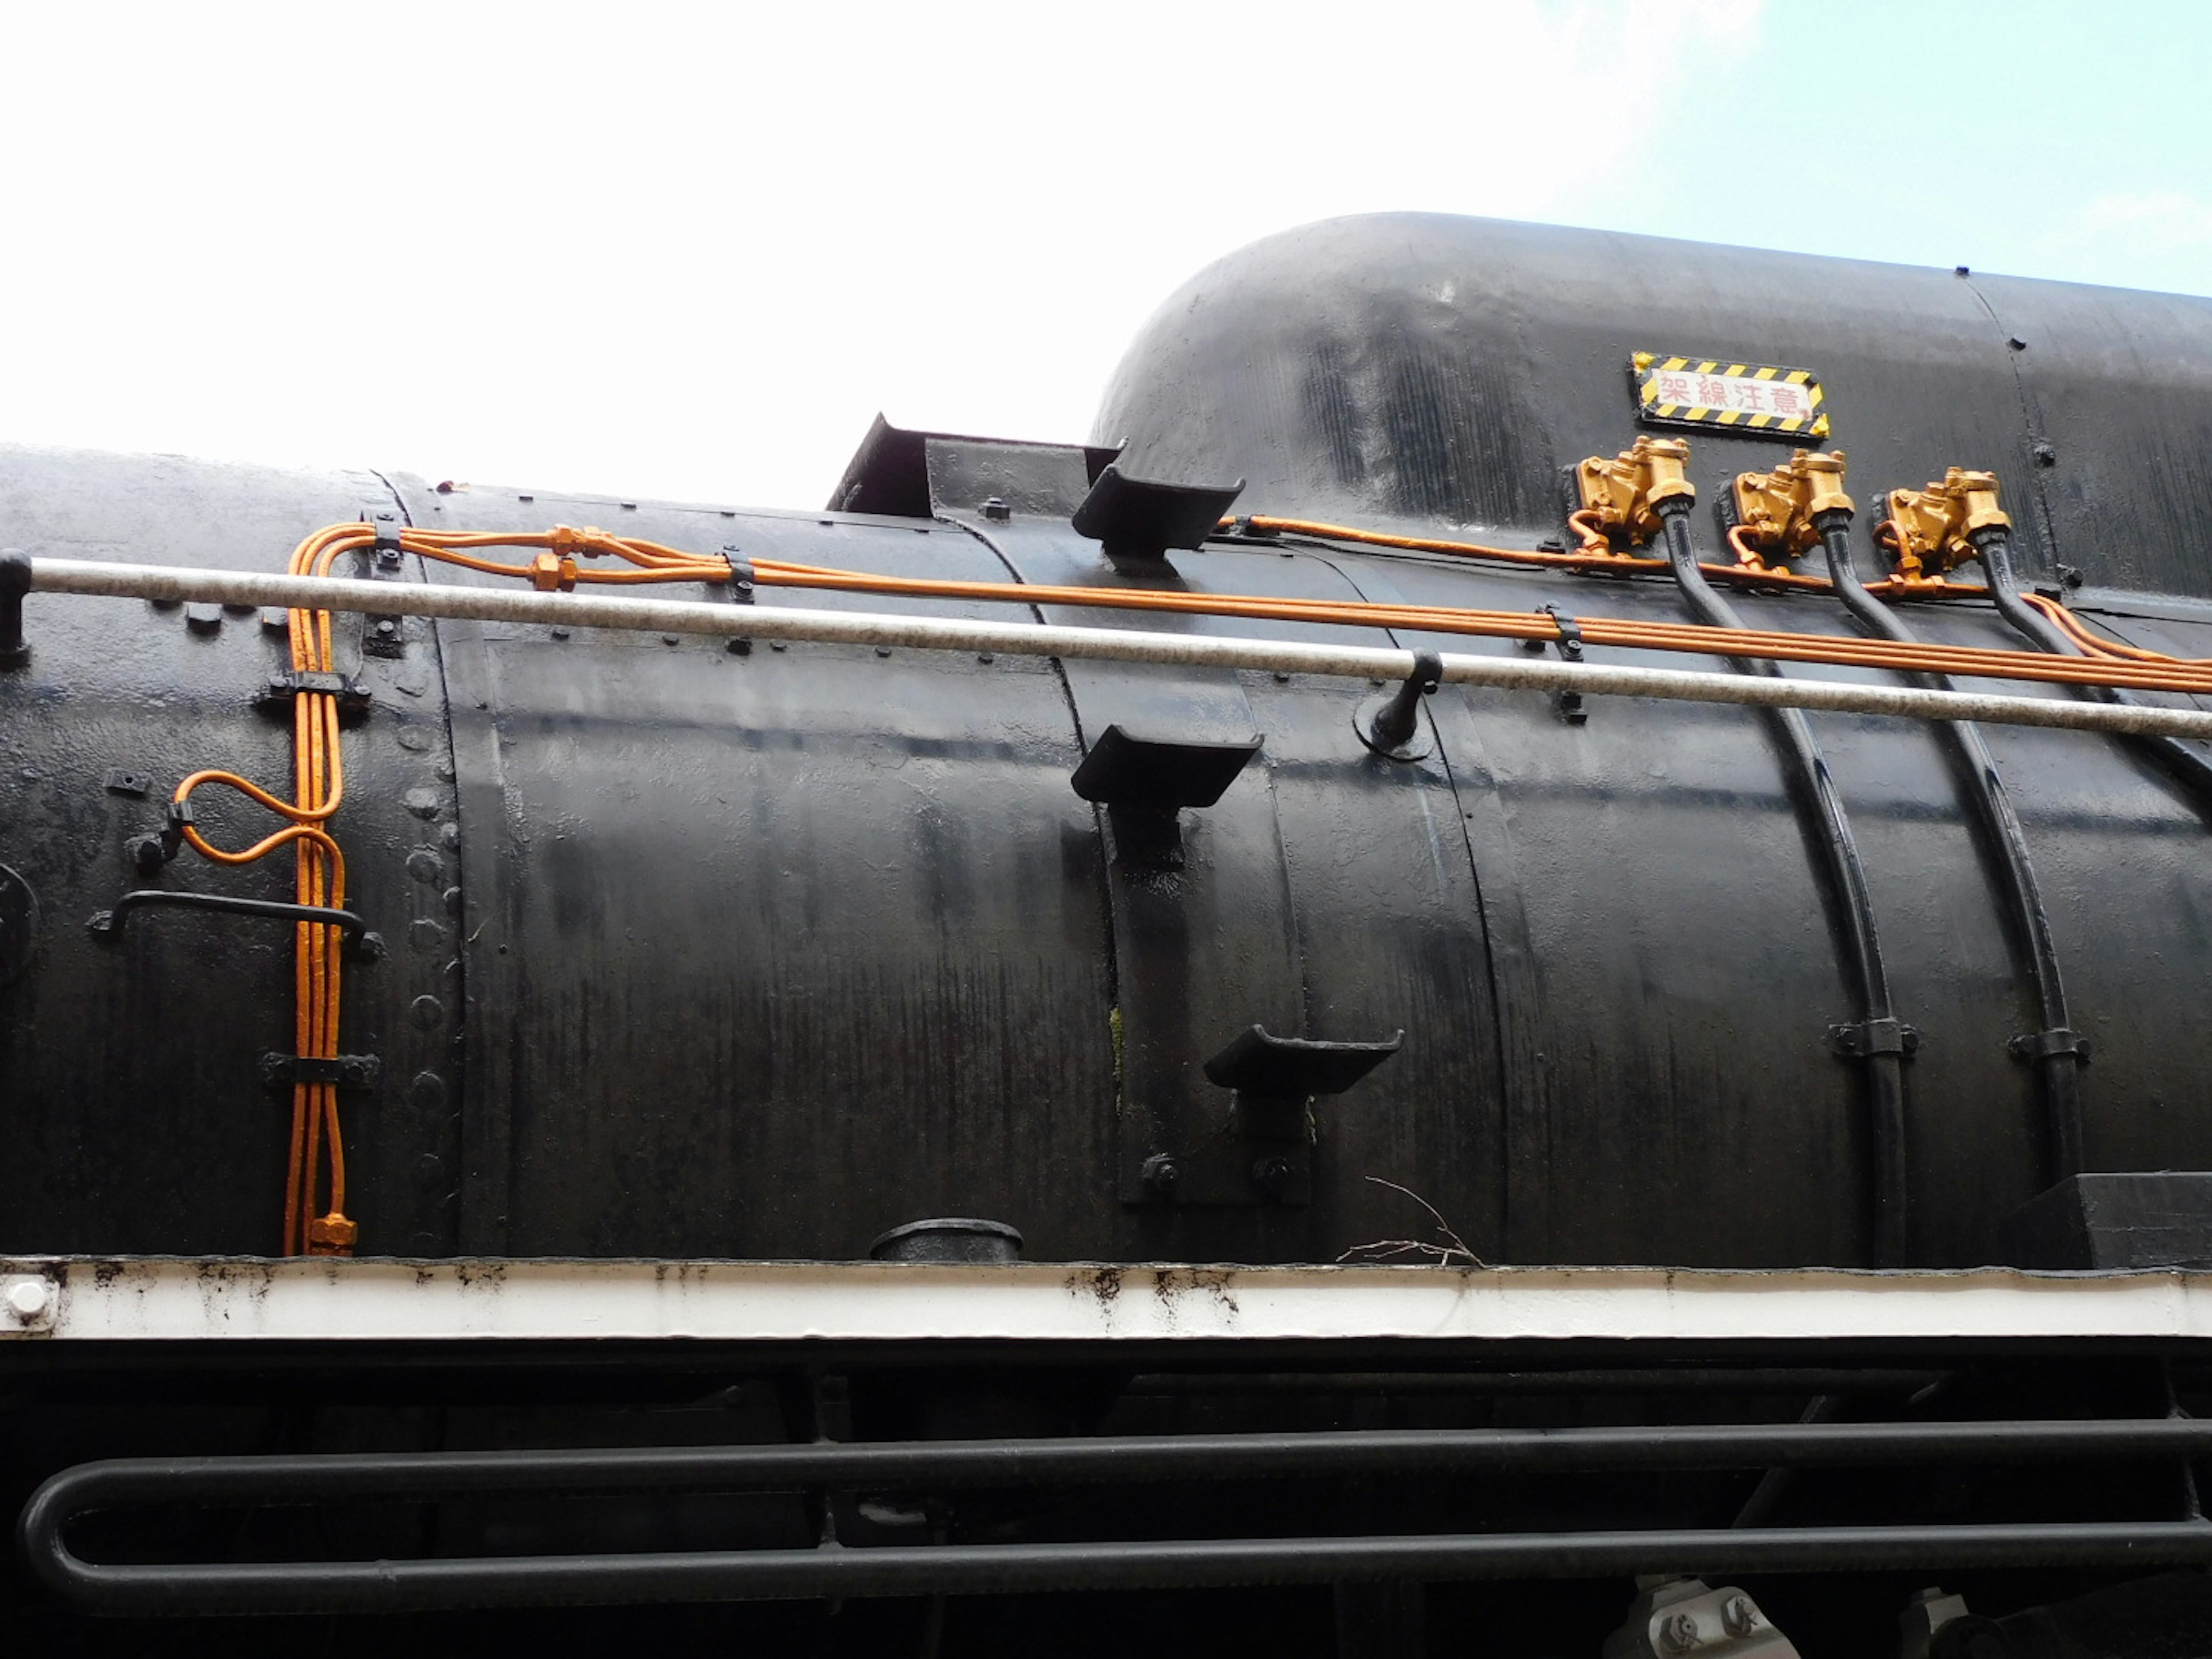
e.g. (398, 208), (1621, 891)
(5, 1279), (54, 1321)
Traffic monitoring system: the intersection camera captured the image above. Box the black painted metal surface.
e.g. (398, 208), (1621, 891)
(1092, 214), (2212, 1267)
(1, 217), (2211, 1274)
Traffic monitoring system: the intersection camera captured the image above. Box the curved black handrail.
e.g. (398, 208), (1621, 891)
(87, 889), (378, 956)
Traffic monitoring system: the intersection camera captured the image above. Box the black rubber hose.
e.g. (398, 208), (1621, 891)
(1817, 514), (2085, 1183)
(1657, 502), (1909, 1266)
(1970, 524), (2212, 810)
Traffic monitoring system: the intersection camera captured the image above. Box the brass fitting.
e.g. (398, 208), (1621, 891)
(305, 1211), (358, 1256)
(1881, 468), (2010, 579)
(1729, 449), (1854, 566)
(529, 551), (580, 592)
(1574, 435), (1695, 548)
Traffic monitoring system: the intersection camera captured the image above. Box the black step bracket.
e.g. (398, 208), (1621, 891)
(1828, 1018), (1921, 1059)
(1072, 725), (1261, 811)
(1073, 726), (1264, 872)
(1071, 463), (1245, 571)
(1139, 1027), (1403, 1208)
(1203, 1025), (1405, 1100)
(826, 416), (1121, 520)
(260, 1052), (381, 1090)
(256, 671), (372, 724)
(1356, 652), (1442, 761)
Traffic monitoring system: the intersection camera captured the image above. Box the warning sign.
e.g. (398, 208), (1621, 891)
(1633, 353), (1829, 438)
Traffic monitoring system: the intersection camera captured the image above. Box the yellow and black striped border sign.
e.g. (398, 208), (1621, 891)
(1632, 352), (1830, 438)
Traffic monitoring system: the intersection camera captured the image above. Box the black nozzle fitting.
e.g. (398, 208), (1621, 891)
(1364, 651), (1444, 756)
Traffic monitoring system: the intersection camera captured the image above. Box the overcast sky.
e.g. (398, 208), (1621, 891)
(2, 1), (2205, 510)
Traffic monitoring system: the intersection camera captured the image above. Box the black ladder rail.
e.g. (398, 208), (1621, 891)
(1817, 513), (2086, 1183)
(1655, 499), (1911, 1266)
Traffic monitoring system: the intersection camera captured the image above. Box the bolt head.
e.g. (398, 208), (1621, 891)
(1721, 1594), (1757, 1636)
(1250, 1156), (1296, 1197)
(1659, 1611), (1702, 1653)
(5, 1279), (52, 1320)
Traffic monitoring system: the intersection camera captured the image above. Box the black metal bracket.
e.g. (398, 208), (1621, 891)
(354, 511), (411, 657)
(722, 546), (756, 604)
(89, 890), (384, 959)
(2010, 1027), (2092, 1064)
(126, 799), (194, 874)
(1357, 652), (1442, 761)
(1518, 605), (1588, 724)
(2003, 1172), (2212, 1269)
(826, 416), (1123, 519)
(1204, 1025), (1404, 1097)
(260, 1052), (381, 1090)
(0, 547), (29, 670)
(364, 511), (407, 570)
(1071, 464), (1245, 570)
(1828, 1018), (1922, 1060)
(256, 671), (372, 723)
(1153, 1026), (1404, 1206)
(1072, 726), (1262, 812)
(1073, 726), (1264, 872)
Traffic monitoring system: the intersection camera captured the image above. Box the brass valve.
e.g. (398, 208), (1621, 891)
(1881, 468), (2010, 579)
(1574, 435), (1695, 548)
(1729, 449), (1854, 566)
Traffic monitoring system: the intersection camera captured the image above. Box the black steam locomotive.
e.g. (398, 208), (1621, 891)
(3, 214), (2211, 1655)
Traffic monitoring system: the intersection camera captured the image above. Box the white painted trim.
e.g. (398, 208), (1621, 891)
(2, 1259), (2209, 1345)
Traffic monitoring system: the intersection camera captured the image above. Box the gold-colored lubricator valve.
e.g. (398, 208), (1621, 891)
(1574, 435), (1695, 548)
(1730, 449), (1854, 566)
(1882, 468), (2010, 579)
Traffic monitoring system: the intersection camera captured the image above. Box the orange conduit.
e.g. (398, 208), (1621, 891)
(385, 516), (2207, 698)
(167, 521), (732, 1254)
(740, 556), (2212, 698)
(177, 512), (2212, 1254)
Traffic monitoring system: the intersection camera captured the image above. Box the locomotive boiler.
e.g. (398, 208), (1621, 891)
(3, 213), (2212, 1654)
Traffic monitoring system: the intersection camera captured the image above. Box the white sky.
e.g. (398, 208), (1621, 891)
(3, 1), (2207, 509)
